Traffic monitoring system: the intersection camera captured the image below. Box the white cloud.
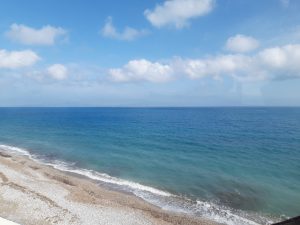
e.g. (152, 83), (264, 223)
(108, 44), (300, 83)
(101, 17), (148, 41)
(0, 49), (40, 69)
(187, 44), (300, 81)
(144, 0), (214, 29)
(177, 44), (300, 81)
(257, 44), (300, 79)
(47, 64), (68, 80)
(174, 55), (251, 79)
(109, 59), (173, 82)
(225, 34), (259, 53)
(258, 47), (287, 68)
(6, 24), (67, 45)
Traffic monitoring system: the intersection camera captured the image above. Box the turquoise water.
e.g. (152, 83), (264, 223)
(0, 107), (299, 224)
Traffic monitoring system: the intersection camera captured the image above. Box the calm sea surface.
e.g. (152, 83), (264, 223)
(0, 107), (299, 225)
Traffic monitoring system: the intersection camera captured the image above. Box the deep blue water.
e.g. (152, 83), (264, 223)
(0, 107), (299, 225)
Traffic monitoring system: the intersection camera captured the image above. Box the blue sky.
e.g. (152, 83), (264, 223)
(0, 0), (300, 106)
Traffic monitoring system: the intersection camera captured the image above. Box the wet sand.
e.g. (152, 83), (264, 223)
(0, 150), (219, 225)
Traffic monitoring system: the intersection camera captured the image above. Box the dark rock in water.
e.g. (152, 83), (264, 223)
(215, 180), (265, 211)
(216, 190), (262, 210)
(272, 215), (300, 225)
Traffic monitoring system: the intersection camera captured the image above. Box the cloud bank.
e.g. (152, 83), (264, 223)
(0, 49), (40, 69)
(108, 44), (300, 83)
(145, 0), (214, 29)
(6, 24), (67, 45)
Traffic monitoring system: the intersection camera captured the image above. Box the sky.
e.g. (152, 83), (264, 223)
(0, 0), (300, 106)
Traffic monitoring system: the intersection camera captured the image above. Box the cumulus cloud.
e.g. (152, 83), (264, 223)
(225, 34), (259, 53)
(47, 64), (68, 80)
(0, 49), (40, 69)
(109, 59), (173, 82)
(108, 44), (300, 83)
(257, 44), (300, 79)
(101, 17), (148, 41)
(144, 0), (214, 29)
(174, 55), (251, 79)
(178, 44), (300, 81)
(6, 24), (67, 45)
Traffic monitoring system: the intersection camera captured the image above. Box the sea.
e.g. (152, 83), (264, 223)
(0, 107), (299, 225)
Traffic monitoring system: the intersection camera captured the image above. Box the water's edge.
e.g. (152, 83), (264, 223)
(0, 144), (278, 225)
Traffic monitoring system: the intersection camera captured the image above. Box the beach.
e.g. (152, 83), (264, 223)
(0, 149), (218, 225)
(1, 0), (300, 223)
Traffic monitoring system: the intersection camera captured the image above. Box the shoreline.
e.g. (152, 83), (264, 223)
(0, 148), (218, 225)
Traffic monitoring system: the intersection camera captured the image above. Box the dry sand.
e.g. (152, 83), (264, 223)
(0, 150), (220, 225)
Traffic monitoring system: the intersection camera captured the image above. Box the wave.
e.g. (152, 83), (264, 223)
(0, 144), (275, 225)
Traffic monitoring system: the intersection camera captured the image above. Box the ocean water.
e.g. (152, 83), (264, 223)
(0, 107), (299, 225)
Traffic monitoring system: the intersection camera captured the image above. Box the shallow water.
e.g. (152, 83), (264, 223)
(0, 107), (299, 224)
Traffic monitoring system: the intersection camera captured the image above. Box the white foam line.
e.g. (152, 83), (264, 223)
(0, 144), (31, 156)
(0, 143), (271, 225)
(48, 161), (172, 197)
(0, 144), (172, 197)
(195, 200), (262, 225)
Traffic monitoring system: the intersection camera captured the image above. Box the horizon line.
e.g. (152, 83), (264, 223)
(0, 106), (300, 108)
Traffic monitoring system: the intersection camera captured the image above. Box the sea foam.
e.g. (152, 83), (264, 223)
(0, 144), (274, 225)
